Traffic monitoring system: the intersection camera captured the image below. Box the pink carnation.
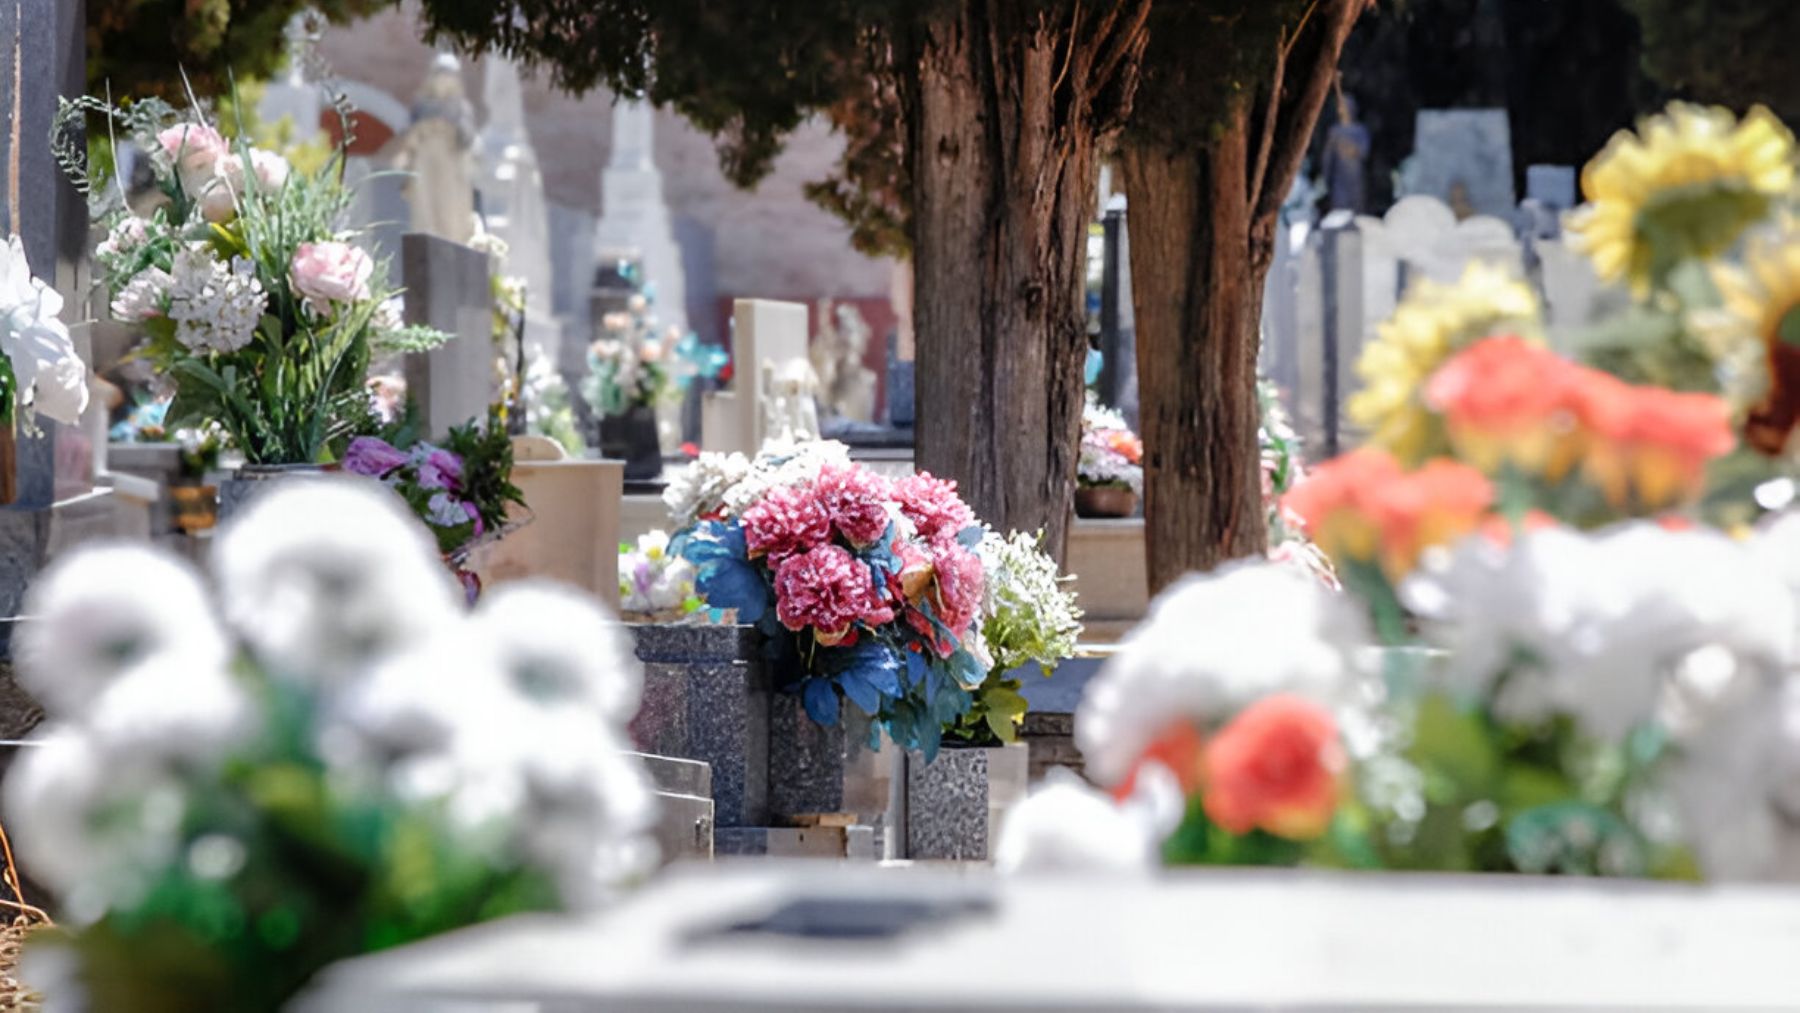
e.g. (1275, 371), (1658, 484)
(774, 544), (895, 644)
(741, 484), (832, 564)
(895, 472), (975, 544)
(907, 541), (984, 658)
(813, 463), (896, 547)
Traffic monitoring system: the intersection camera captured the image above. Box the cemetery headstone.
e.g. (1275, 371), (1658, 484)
(594, 96), (687, 338)
(1526, 164), (1578, 213)
(701, 299), (810, 455)
(400, 233), (496, 437)
(1399, 109), (1517, 220)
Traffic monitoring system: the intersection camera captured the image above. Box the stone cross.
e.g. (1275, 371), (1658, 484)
(401, 233), (496, 437)
(701, 299), (810, 455)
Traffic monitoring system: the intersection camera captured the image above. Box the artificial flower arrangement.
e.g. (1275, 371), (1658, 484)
(618, 530), (703, 621)
(1077, 394), (1143, 499)
(666, 440), (994, 757)
(4, 479), (656, 1011)
(949, 529), (1084, 746)
(583, 294), (676, 418)
(0, 236), (89, 447)
(342, 413), (526, 601)
(61, 92), (448, 466)
(998, 101), (1800, 881)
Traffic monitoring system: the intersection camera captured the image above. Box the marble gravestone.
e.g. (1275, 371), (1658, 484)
(1399, 109), (1517, 221)
(400, 233), (496, 437)
(701, 299), (811, 456)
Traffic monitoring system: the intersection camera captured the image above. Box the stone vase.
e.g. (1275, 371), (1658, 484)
(216, 463), (329, 522)
(767, 691), (894, 828)
(904, 742), (1030, 862)
(598, 404), (661, 481)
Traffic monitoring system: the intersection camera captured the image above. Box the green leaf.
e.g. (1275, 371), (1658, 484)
(1408, 692), (1501, 800)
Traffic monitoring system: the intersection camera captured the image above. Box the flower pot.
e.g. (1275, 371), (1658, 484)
(216, 463), (328, 521)
(169, 483), (218, 533)
(767, 690), (893, 828)
(598, 404), (662, 482)
(1075, 485), (1138, 518)
(904, 741), (1029, 861)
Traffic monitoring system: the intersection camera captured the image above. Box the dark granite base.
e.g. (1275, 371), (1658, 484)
(630, 624), (770, 828)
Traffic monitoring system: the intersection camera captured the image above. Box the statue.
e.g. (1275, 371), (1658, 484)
(394, 53), (476, 244)
(809, 299), (878, 424)
(761, 357), (821, 445)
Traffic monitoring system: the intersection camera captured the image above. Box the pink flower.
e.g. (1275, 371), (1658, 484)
(773, 544), (894, 644)
(221, 148), (291, 194)
(343, 436), (408, 478)
(741, 484), (832, 564)
(462, 499), (485, 535)
(290, 241), (374, 314)
(813, 463), (896, 547)
(895, 472), (975, 544)
(907, 541), (984, 657)
(156, 122), (228, 196)
(416, 447), (464, 492)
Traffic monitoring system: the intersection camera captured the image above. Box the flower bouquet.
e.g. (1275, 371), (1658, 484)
(1076, 395), (1142, 517)
(618, 530), (703, 622)
(584, 294), (677, 479)
(999, 101), (1800, 881)
(342, 414), (527, 600)
(63, 93), (447, 467)
(668, 441), (991, 757)
(3, 479), (655, 1012)
(949, 529), (1083, 747)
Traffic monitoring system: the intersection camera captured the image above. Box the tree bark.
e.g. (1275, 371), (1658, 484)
(1125, 0), (1370, 596)
(899, 1), (1149, 563)
(1123, 103), (1268, 597)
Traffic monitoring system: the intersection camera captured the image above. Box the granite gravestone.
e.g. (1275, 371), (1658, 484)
(400, 232), (496, 437)
(1399, 110), (1517, 221)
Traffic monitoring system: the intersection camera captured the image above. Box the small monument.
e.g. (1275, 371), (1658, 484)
(593, 96), (687, 339)
(762, 358), (822, 444)
(477, 57), (563, 369)
(395, 54), (477, 245)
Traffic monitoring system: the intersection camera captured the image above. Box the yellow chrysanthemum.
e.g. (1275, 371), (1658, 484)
(1346, 262), (1541, 465)
(1569, 103), (1796, 295)
(1707, 222), (1800, 453)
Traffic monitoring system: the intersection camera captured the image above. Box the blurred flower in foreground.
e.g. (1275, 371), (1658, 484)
(1709, 222), (1800, 455)
(1282, 448), (1493, 583)
(1570, 103), (1795, 295)
(994, 770), (1169, 874)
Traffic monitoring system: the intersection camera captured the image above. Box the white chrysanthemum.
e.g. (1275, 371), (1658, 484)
(3, 728), (189, 915)
(975, 528), (1082, 673)
(0, 234), (89, 425)
(504, 725), (659, 906)
(662, 450), (752, 527)
(994, 769), (1168, 874)
(1405, 523), (1794, 741)
(1075, 559), (1365, 788)
(166, 243), (267, 353)
(94, 215), (148, 261)
(469, 580), (642, 724)
(719, 439), (852, 516)
(83, 655), (255, 763)
(17, 544), (228, 719)
(213, 477), (461, 684)
(109, 267), (173, 323)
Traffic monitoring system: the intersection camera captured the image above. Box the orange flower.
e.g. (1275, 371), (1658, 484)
(1202, 694), (1345, 841)
(1281, 448), (1402, 571)
(1425, 336), (1583, 479)
(1571, 372), (1733, 510)
(1108, 430), (1144, 465)
(1375, 459), (1495, 577)
(1113, 720), (1206, 802)
(1284, 449), (1492, 580)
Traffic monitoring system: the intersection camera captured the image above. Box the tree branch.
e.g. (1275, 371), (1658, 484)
(1245, 20), (1290, 219)
(1250, 0), (1370, 232)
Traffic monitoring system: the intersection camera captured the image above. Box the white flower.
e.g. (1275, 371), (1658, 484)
(662, 450), (752, 527)
(1404, 523), (1794, 741)
(975, 528), (1083, 673)
(469, 580), (643, 725)
(109, 266), (172, 323)
(82, 655), (255, 763)
(0, 234), (89, 424)
(1075, 559), (1365, 788)
(95, 215), (148, 260)
(719, 439), (851, 516)
(166, 244), (267, 353)
(994, 769), (1168, 874)
(213, 477), (462, 685)
(17, 544), (229, 719)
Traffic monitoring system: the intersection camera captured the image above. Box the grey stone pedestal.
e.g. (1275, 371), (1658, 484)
(904, 742), (1029, 862)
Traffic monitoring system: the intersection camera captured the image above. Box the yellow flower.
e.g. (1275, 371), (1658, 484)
(1709, 222), (1800, 453)
(1346, 262), (1541, 465)
(1569, 103), (1795, 295)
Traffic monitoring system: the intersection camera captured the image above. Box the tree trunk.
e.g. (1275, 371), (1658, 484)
(1122, 102), (1269, 597)
(900, 2), (1148, 562)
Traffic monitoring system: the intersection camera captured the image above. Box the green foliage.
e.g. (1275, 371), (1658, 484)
(86, 0), (391, 102)
(443, 410), (529, 536)
(1621, 0), (1800, 120)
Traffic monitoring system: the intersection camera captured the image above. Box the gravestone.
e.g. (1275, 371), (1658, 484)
(0, 0), (93, 700)
(594, 96), (687, 339)
(1292, 213), (1364, 456)
(1526, 164), (1578, 212)
(1097, 197), (1139, 428)
(701, 299), (810, 455)
(400, 233), (495, 436)
(477, 56), (563, 372)
(1399, 110), (1517, 220)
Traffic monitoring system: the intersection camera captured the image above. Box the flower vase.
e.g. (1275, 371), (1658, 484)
(598, 404), (662, 482)
(216, 463), (328, 522)
(1075, 484), (1138, 519)
(0, 424), (15, 507)
(903, 741), (1029, 861)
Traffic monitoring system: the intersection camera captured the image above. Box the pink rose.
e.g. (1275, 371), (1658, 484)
(156, 122), (228, 196)
(289, 241), (374, 314)
(812, 463), (895, 547)
(221, 148), (291, 194)
(895, 472), (976, 544)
